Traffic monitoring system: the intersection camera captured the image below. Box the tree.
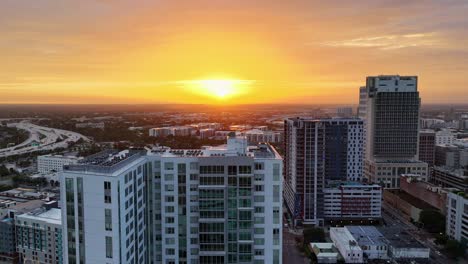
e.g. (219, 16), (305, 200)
(303, 227), (326, 245)
(445, 239), (466, 259)
(419, 210), (445, 233)
(435, 233), (449, 245)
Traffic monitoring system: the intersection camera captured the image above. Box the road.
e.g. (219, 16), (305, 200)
(283, 226), (309, 264)
(0, 122), (90, 157)
(382, 203), (449, 264)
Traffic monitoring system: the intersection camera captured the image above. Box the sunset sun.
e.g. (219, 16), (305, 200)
(198, 80), (236, 98)
(181, 79), (253, 101)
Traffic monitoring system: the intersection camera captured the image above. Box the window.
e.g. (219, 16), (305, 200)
(164, 174), (174, 181)
(254, 162), (264, 170)
(190, 174), (198, 181)
(273, 207), (280, 224)
(200, 165), (225, 174)
(164, 162), (174, 170)
(273, 185), (280, 203)
(273, 164), (280, 181)
(239, 166), (252, 174)
(105, 236), (113, 258)
(228, 166), (237, 175)
(255, 185), (264, 192)
(190, 162), (199, 170)
(105, 209), (112, 231)
(254, 174), (264, 181)
(104, 181), (111, 204)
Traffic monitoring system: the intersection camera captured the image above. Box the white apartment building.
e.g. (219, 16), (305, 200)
(149, 126), (194, 137)
(323, 182), (382, 220)
(243, 129), (282, 144)
(446, 191), (468, 242)
(420, 118), (445, 129)
(61, 136), (283, 264)
(436, 129), (455, 145)
(61, 150), (148, 264)
(16, 208), (63, 264)
(330, 227), (364, 263)
(37, 155), (81, 174)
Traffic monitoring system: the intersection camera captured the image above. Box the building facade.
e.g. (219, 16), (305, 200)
(16, 208), (62, 264)
(61, 137), (283, 264)
(243, 129), (282, 144)
(364, 161), (428, 189)
(329, 227), (364, 263)
(37, 155), (80, 174)
(419, 130), (436, 167)
(284, 118), (363, 226)
(431, 167), (468, 192)
(323, 182), (382, 221)
(446, 192), (468, 242)
(362, 75), (425, 188)
(435, 129), (455, 145)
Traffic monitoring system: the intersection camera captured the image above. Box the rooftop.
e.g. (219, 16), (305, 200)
(377, 227), (427, 249)
(326, 180), (381, 189)
(17, 208), (61, 225)
(64, 149), (145, 174)
(330, 227), (362, 251)
(346, 226), (387, 247)
(64, 137), (281, 174)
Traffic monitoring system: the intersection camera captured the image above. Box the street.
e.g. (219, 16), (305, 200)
(283, 227), (309, 264)
(382, 203), (449, 264)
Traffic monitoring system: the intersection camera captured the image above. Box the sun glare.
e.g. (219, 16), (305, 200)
(198, 80), (235, 98)
(181, 79), (252, 101)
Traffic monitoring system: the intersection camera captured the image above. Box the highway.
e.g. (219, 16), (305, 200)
(0, 121), (90, 157)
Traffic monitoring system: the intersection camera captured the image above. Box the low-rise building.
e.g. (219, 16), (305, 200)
(330, 227), (363, 263)
(435, 144), (468, 168)
(309, 243), (339, 263)
(16, 208), (62, 264)
(149, 126), (193, 137)
(383, 188), (438, 222)
(324, 182), (382, 221)
(431, 166), (468, 192)
(446, 191), (468, 242)
(75, 122), (105, 129)
(243, 129), (282, 143)
(377, 227), (430, 259)
(0, 199), (46, 263)
(199, 128), (215, 139)
(346, 226), (388, 260)
(37, 154), (81, 173)
(400, 175), (450, 214)
(364, 160), (428, 189)
(436, 129), (455, 145)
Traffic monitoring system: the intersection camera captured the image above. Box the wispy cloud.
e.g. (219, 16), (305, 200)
(322, 33), (438, 50)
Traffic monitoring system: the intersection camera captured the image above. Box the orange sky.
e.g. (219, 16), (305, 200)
(1, 0), (468, 105)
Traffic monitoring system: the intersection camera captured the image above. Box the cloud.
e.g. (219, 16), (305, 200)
(322, 33), (438, 50)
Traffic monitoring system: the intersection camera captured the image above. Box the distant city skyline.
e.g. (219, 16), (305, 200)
(1, 1), (468, 104)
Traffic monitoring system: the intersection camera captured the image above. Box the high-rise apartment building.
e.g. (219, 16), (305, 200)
(362, 75), (428, 188)
(284, 118), (363, 225)
(61, 136), (283, 264)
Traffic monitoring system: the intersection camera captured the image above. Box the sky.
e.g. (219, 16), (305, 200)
(1, 0), (468, 105)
